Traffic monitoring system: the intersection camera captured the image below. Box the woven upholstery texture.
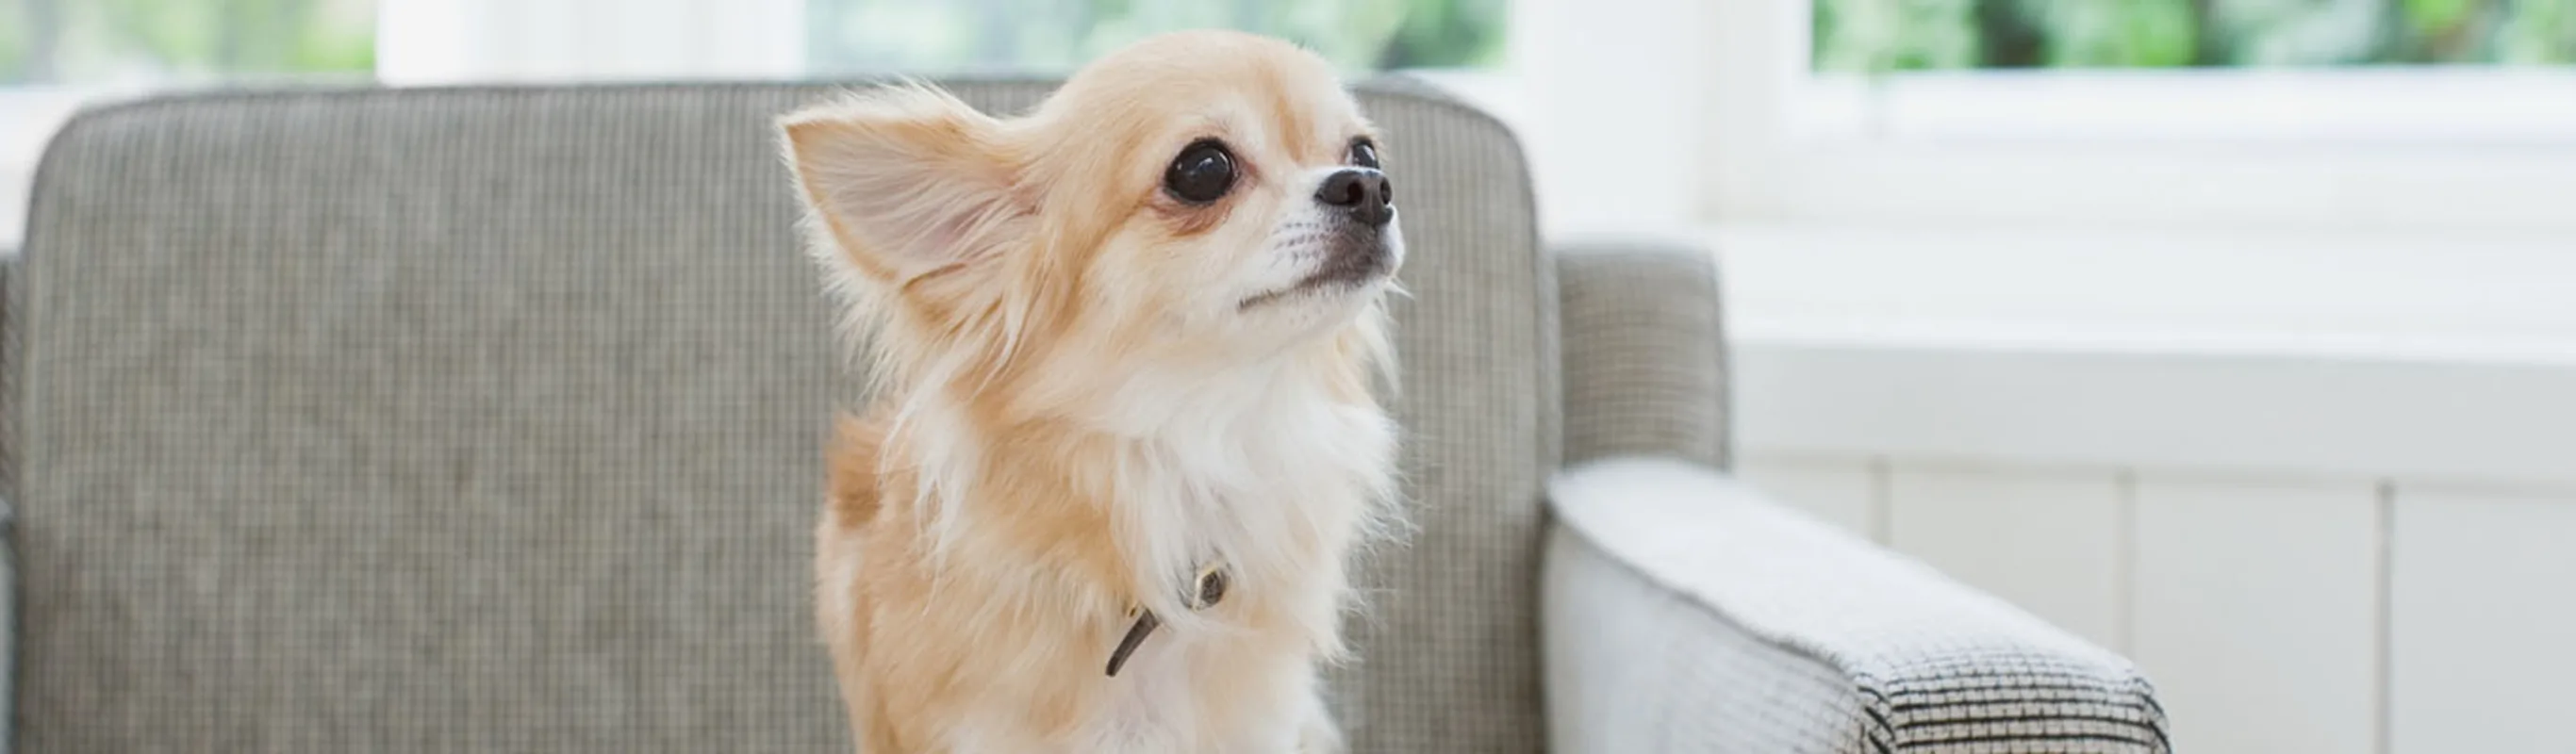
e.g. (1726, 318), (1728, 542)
(1555, 241), (1728, 470)
(4, 80), (1554, 752)
(1544, 527), (1871, 753)
(1547, 458), (2173, 754)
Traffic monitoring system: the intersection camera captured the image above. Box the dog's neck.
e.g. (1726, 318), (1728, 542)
(889, 324), (1395, 644)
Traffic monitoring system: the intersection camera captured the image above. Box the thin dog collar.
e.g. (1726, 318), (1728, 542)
(1105, 563), (1230, 677)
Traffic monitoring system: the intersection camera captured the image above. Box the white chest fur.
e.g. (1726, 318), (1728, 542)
(1084, 361), (1395, 751)
(904, 353), (1395, 752)
(1098, 358), (1395, 631)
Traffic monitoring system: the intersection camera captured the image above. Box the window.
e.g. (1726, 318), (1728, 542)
(1811, 0), (2576, 72)
(803, 0), (1507, 74)
(1789, 2), (2576, 144)
(1676, 2), (2576, 235)
(2, 0), (376, 87)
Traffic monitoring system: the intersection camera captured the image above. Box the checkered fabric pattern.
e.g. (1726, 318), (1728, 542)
(1547, 458), (2172, 753)
(1556, 241), (1730, 470)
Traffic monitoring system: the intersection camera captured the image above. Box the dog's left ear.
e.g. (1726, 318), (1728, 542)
(781, 85), (1031, 287)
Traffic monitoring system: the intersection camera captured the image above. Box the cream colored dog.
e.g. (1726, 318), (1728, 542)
(779, 29), (1403, 753)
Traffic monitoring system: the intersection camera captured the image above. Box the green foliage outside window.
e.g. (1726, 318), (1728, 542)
(806, 0), (1510, 74)
(1814, 0), (2576, 72)
(0, 0), (375, 85)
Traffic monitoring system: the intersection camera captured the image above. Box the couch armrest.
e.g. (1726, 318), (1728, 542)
(1556, 239), (1728, 469)
(3, 247), (14, 496)
(2, 249), (14, 750)
(1543, 457), (2170, 754)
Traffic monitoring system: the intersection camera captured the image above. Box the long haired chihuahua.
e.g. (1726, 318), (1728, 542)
(778, 30), (1402, 752)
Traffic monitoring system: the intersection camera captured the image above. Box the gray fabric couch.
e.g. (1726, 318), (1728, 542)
(0, 79), (2170, 752)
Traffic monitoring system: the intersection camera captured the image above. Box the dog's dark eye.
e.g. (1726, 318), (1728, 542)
(1164, 139), (1236, 204)
(1348, 139), (1380, 170)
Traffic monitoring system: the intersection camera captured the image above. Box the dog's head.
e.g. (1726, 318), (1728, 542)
(782, 30), (1399, 411)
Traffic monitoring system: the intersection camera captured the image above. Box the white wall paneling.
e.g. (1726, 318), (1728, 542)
(2131, 476), (2384, 754)
(1733, 337), (2576, 490)
(1885, 465), (2129, 650)
(1735, 452), (1882, 542)
(2388, 486), (2576, 754)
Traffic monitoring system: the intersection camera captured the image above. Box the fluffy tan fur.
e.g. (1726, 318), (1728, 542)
(779, 30), (1402, 753)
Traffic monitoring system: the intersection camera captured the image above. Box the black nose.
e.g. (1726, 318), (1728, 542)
(1316, 168), (1393, 227)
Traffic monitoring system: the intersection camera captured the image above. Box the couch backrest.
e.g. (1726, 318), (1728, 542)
(0, 79), (1554, 752)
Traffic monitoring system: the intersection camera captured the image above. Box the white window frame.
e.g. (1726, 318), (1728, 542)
(1702, 1), (2576, 234)
(1675, 2), (2576, 478)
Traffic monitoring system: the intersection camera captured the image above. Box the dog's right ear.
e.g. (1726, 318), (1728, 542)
(781, 85), (1031, 286)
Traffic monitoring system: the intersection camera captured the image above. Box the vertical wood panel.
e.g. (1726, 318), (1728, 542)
(2132, 476), (2382, 754)
(2390, 487), (2576, 753)
(1888, 465), (2126, 648)
(1737, 453), (1880, 540)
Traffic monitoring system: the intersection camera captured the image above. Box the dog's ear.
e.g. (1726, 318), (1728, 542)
(781, 85), (1031, 286)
